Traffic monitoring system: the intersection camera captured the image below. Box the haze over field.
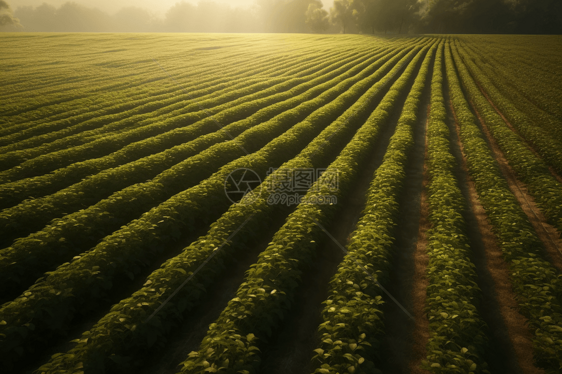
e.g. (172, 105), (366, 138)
(0, 1), (561, 37)
(9, 0), (335, 15)
(1, 32), (562, 374)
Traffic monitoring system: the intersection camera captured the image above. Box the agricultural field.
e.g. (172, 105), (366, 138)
(1, 33), (562, 374)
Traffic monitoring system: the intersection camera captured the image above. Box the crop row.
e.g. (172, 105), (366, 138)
(0, 36), (326, 121)
(457, 36), (562, 83)
(0, 45), (297, 147)
(421, 42), (488, 373)
(0, 42), (389, 240)
(1, 36), (365, 127)
(0, 44), (397, 296)
(458, 40), (562, 130)
(454, 40), (562, 151)
(446, 42), (562, 374)
(0, 46), (373, 211)
(310, 42), (434, 374)
(451, 44), (562, 243)
(456, 36), (562, 111)
(179, 45), (430, 374)
(33, 41), (427, 374)
(0, 41), (420, 371)
(453, 44), (562, 177)
(0, 51), (324, 176)
(3, 40), (352, 147)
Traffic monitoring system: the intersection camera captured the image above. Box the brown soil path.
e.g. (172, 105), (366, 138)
(469, 100), (562, 272)
(378, 56), (432, 374)
(450, 99), (544, 374)
(406, 104), (431, 374)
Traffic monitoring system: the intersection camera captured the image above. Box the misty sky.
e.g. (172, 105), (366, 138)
(9, 0), (335, 16)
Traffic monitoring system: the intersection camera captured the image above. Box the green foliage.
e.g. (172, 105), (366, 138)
(178, 41), (428, 374)
(445, 41), (562, 374)
(422, 42), (489, 374)
(312, 41), (435, 374)
(2, 37), (420, 373)
(1, 34), (561, 374)
(452, 38), (562, 249)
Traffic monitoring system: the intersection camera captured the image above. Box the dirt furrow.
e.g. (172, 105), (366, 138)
(468, 100), (562, 271)
(378, 57), (432, 374)
(406, 104), (431, 374)
(449, 98), (543, 374)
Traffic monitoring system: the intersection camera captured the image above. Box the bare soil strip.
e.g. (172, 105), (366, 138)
(406, 104), (431, 374)
(449, 99), (544, 374)
(379, 60), (432, 374)
(468, 100), (562, 271)
(475, 81), (562, 185)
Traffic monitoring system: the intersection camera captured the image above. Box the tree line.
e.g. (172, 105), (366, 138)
(313, 0), (561, 34)
(1, 0), (560, 34)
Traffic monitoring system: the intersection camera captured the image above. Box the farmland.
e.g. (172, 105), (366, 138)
(1, 33), (562, 374)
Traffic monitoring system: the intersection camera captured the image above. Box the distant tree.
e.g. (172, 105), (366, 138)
(349, 0), (418, 34)
(113, 7), (156, 32)
(353, 0), (379, 34)
(258, 0), (318, 33)
(164, 1), (197, 32)
(330, 0), (356, 33)
(393, 0), (418, 33)
(305, 1), (329, 33)
(419, 0), (466, 33)
(419, 0), (515, 33)
(512, 0), (562, 34)
(0, 0), (21, 28)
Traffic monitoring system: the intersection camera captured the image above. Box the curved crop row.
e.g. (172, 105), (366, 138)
(0, 54), (322, 176)
(0, 45), (375, 211)
(310, 43), (435, 374)
(0, 38), (354, 165)
(0, 42), (420, 371)
(0, 45), (299, 147)
(0, 36), (338, 125)
(0, 43), (392, 241)
(446, 42), (562, 374)
(181, 43), (430, 374)
(0, 44), (397, 296)
(0, 50), (246, 130)
(0, 40), (349, 148)
(4, 36), (369, 126)
(32, 43), (421, 372)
